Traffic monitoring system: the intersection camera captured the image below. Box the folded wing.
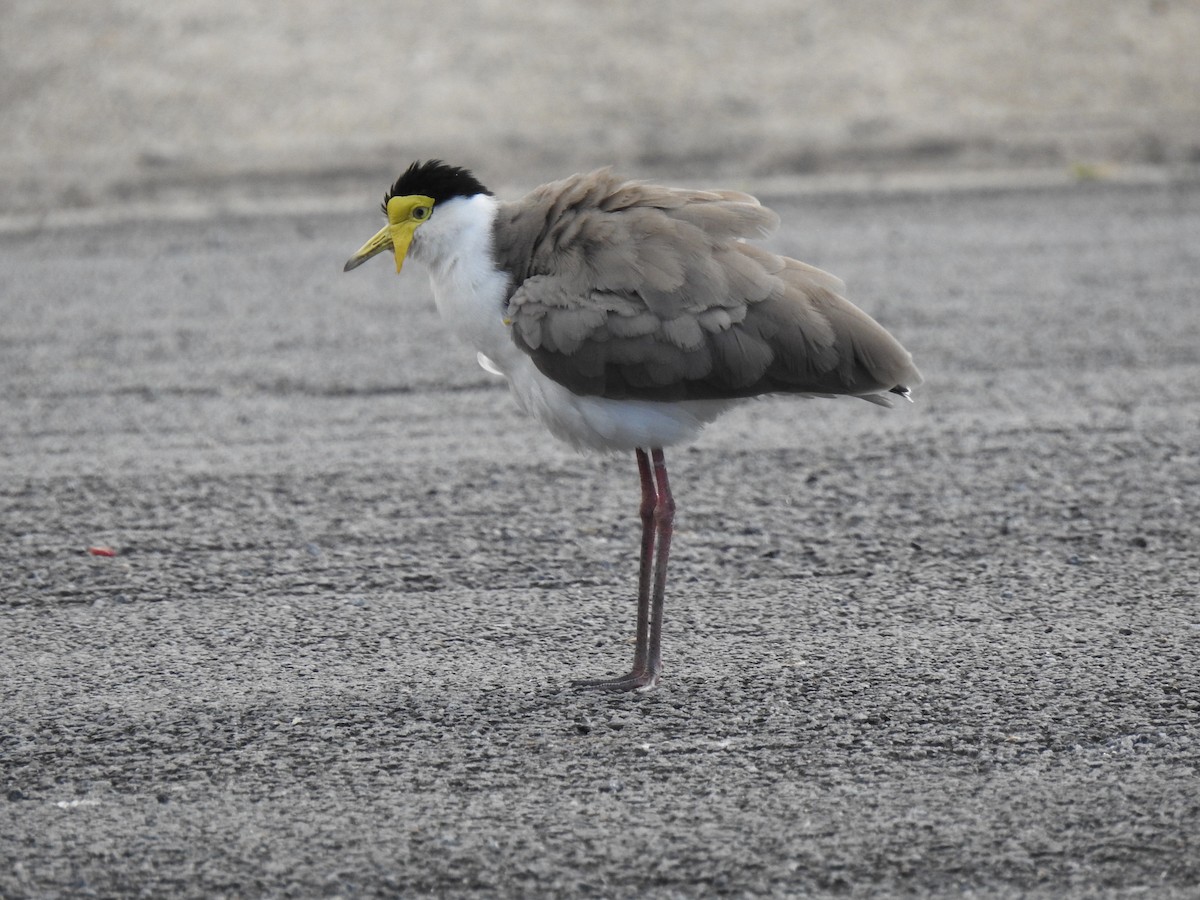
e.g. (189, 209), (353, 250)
(496, 170), (922, 404)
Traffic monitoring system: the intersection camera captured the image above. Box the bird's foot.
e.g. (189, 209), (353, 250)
(572, 669), (660, 692)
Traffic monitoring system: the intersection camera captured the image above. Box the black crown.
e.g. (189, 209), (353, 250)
(382, 160), (492, 213)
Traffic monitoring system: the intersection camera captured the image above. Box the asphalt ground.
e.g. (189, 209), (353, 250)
(2, 178), (1199, 897)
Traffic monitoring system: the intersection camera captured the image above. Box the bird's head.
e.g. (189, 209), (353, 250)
(343, 160), (491, 274)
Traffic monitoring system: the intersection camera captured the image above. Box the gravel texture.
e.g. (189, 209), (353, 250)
(2, 178), (1199, 896)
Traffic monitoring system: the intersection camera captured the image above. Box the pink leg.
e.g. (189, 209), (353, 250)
(643, 447), (675, 683)
(630, 448), (657, 676)
(575, 447), (672, 692)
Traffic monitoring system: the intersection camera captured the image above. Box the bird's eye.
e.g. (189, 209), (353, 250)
(413, 206), (430, 220)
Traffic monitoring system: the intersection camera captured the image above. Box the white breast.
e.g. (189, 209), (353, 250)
(411, 195), (513, 365)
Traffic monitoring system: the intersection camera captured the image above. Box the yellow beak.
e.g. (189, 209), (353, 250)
(343, 194), (435, 274)
(343, 223), (396, 272)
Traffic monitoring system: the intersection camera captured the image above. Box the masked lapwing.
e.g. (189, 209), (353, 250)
(344, 160), (921, 691)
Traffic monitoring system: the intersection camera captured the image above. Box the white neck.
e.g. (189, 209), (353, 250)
(410, 194), (513, 365)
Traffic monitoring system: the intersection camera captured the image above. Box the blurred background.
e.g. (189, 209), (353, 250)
(2, 0), (1198, 217)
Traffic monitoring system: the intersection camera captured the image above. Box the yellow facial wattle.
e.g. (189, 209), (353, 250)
(343, 194), (436, 273)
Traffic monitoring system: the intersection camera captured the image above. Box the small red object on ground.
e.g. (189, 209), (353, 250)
(87, 546), (116, 557)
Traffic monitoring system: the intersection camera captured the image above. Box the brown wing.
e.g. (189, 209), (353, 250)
(495, 169), (922, 403)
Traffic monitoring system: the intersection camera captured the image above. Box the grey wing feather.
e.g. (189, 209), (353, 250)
(497, 170), (922, 403)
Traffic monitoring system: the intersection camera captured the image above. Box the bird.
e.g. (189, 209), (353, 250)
(344, 160), (921, 691)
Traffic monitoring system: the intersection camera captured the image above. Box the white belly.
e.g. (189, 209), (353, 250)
(501, 352), (734, 452)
